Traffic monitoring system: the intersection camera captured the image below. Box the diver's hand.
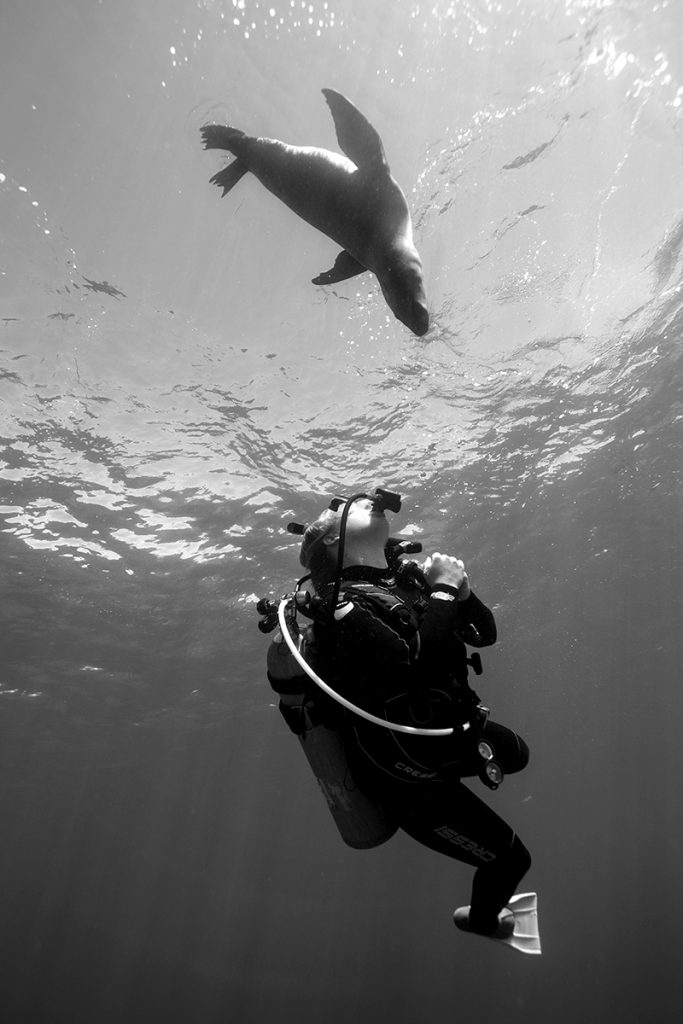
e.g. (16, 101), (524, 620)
(423, 552), (471, 601)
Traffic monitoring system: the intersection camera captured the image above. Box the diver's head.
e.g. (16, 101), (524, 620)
(299, 506), (342, 590)
(299, 491), (396, 591)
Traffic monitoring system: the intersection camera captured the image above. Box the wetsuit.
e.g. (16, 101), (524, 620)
(310, 564), (531, 933)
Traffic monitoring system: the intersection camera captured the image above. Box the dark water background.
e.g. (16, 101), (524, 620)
(2, 1), (683, 1021)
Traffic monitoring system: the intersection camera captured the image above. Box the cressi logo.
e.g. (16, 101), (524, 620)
(434, 825), (496, 862)
(395, 761), (437, 780)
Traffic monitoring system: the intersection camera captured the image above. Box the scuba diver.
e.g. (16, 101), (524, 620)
(259, 488), (540, 954)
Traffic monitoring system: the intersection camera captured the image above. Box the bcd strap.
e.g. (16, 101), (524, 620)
(320, 581), (421, 644)
(278, 695), (343, 735)
(320, 580), (477, 688)
(278, 699), (315, 735)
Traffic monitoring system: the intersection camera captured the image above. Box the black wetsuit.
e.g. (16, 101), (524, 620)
(310, 564), (531, 932)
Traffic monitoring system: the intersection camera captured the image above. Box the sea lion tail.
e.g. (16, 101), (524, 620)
(200, 124), (246, 153)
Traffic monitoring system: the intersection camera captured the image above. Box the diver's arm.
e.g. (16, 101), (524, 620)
(421, 551), (496, 648)
(414, 587), (466, 679)
(453, 591), (497, 647)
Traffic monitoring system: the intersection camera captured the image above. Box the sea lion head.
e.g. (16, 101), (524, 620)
(378, 251), (429, 337)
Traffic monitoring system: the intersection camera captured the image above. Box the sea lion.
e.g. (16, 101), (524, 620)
(201, 88), (429, 336)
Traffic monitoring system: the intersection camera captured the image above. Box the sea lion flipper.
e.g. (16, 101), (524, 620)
(312, 250), (367, 286)
(202, 125), (250, 195)
(209, 161), (248, 197)
(200, 124), (246, 151)
(322, 88), (388, 171)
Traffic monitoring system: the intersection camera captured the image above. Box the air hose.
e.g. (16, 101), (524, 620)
(277, 598), (456, 736)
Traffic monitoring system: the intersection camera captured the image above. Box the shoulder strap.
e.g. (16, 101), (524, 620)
(331, 580), (420, 640)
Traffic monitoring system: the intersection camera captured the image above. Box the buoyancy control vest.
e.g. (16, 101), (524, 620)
(312, 567), (479, 701)
(305, 569), (490, 784)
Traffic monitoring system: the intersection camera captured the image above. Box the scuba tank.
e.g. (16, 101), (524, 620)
(266, 620), (399, 849)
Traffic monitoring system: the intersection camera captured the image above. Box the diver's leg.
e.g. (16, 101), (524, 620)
(452, 721), (530, 779)
(398, 780), (531, 933)
(482, 721), (529, 775)
(467, 832), (531, 932)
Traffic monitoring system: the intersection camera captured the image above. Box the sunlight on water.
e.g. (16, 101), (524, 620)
(1, 0), (680, 645)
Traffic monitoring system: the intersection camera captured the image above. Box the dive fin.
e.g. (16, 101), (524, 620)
(209, 161), (248, 197)
(312, 250), (367, 285)
(453, 892), (541, 956)
(321, 88), (388, 171)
